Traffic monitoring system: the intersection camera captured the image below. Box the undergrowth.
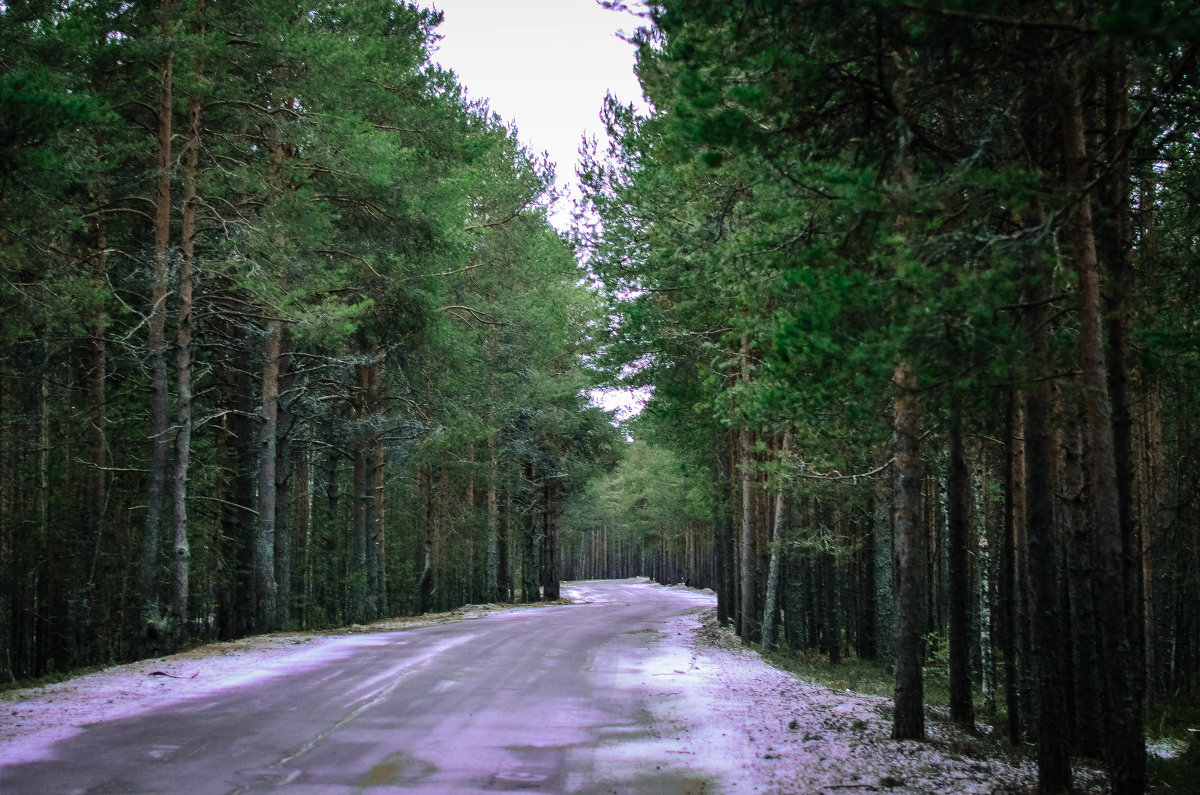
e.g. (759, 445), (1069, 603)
(762, 643), (1200, 793)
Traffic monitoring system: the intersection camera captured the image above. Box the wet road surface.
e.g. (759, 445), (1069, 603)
(0, 579), (719, 794)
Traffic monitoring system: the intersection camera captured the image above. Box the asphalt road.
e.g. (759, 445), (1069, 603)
(0, 580), (719, 794)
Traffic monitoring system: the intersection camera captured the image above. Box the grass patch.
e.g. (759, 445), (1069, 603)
(762, 646), (966, 711)
(1148, 751), (1200, 792)
(763, 648), (895, 698)
(1147, 703), (1200, 743)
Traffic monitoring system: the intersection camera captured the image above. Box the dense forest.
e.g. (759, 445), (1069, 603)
(568, 1), (1200, 794)
(4, 0), (1200, 794)
(1, 0), (623, 681)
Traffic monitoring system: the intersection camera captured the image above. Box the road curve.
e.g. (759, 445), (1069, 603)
(0, 579), (721, 794)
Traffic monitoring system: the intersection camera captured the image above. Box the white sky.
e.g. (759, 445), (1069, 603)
(428, 0), (647, 224)
(428, 1), (652, 422)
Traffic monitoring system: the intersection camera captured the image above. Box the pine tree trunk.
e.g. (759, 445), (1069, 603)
(86, 185), (108, 619)
(417, 466), (434, 614)
(486, 431), (499, 601)
(891, 362), (924, 740)
(972, 456), (995, 715)
(370, 361), (386, 617)
(542, 478), (561, 601)
(761, 433), (790, 649)
(1063, 58), (1145, 794)
(141, 0), (174, 653)
(231, 355), (259, 638)
(822, 509), (840, 665)
(170, 83), (200, 644)
(947, 425), (975, 726)
(296, 442), (312, 627)
(1022, 262), (1072, 790)
(499, 493), (512, 602)
(251, 320), (281, 633)
(1061, 415), (1106, 759)
(1002, 396), (1023, 745)
(522, 462), (539, 603)
(274, 330), (293, 628)
(1137, 380), (1164, 704)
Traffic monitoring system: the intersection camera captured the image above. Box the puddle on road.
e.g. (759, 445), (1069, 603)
(357, 750), (437, 787)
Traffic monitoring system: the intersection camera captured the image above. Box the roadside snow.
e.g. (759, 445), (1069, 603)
(641, 605), (1109, 793)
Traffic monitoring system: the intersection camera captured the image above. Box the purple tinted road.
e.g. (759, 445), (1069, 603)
(0, 579), (719, 794)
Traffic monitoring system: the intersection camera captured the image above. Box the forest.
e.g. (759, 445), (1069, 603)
(570, 1), (1200, 794)
(2, 1), (1199, 794)
(1, 0), (622, 682)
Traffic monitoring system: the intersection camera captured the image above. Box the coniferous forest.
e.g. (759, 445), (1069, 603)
(570, 1), (1200, 793)
(3, 1), (1200, 793)
(2, 0), (622, 676)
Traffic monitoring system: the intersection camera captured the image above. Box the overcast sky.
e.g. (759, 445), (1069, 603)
(428, 0), (647, 223)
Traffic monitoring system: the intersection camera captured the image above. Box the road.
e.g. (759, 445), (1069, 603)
(0, 580), (723, 794)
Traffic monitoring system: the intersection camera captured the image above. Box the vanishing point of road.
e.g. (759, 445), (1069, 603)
(0, 580), (725, 794)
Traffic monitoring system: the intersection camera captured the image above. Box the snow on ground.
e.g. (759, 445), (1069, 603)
(637, 601), (1110, 794)
(2, 583), (1110, 793)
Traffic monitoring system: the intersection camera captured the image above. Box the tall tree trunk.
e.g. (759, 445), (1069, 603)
(1061, 414), (1106, 759)
(1137, 381), (1164, 704)
(947, 424), (975, 727)
(1022, 252), (1072, 790)
(541, 478), (561, 601)
(738, 338), (756, 642)
(228, 353), (258, 639)
(351, 363), (370, 623)
(891, 362), (924, 740)
(761, 433), (790, 649)
(822, 506), (841, 665)
(1063, 58), (1145, 795)
(256, 320), (281, 632)
(499, 492), (512, 602)
(859, 496), (879, 661)
(296, 441), (312, 627)
(973, 454), (995, 715)
(1003, 396), (1023, 745)
(170, 69), (203, 642)
(274, 329), (293, 629)
(486, 430), (499, 601)
(141, 0), (174, 653)
(86, 185), (108, 623)
(417, 466), (434, 614)
(522, 462), (539, 603)
(370, 361), (386, 617)
(1101, 49), (1143, 710)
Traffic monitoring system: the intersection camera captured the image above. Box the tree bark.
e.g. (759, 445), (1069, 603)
(370, 360), (386, 617)
(891, 362), (925, 740)
(1002, 396), (1023, 745)
(1021, 226), (1072, 789)
(170, 64), (203, 641)
(140, 0), (174, 653)
(522, 462), (540, 603)
(256, 320), (282, 632)
(761, 433), (790, 649)
(274, 329), (293, 628)
(1063, 58), (1145, 794)
(486, 430), (499, 601)
(541, 478), (561, 601)
(947, 425), (975, 727)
